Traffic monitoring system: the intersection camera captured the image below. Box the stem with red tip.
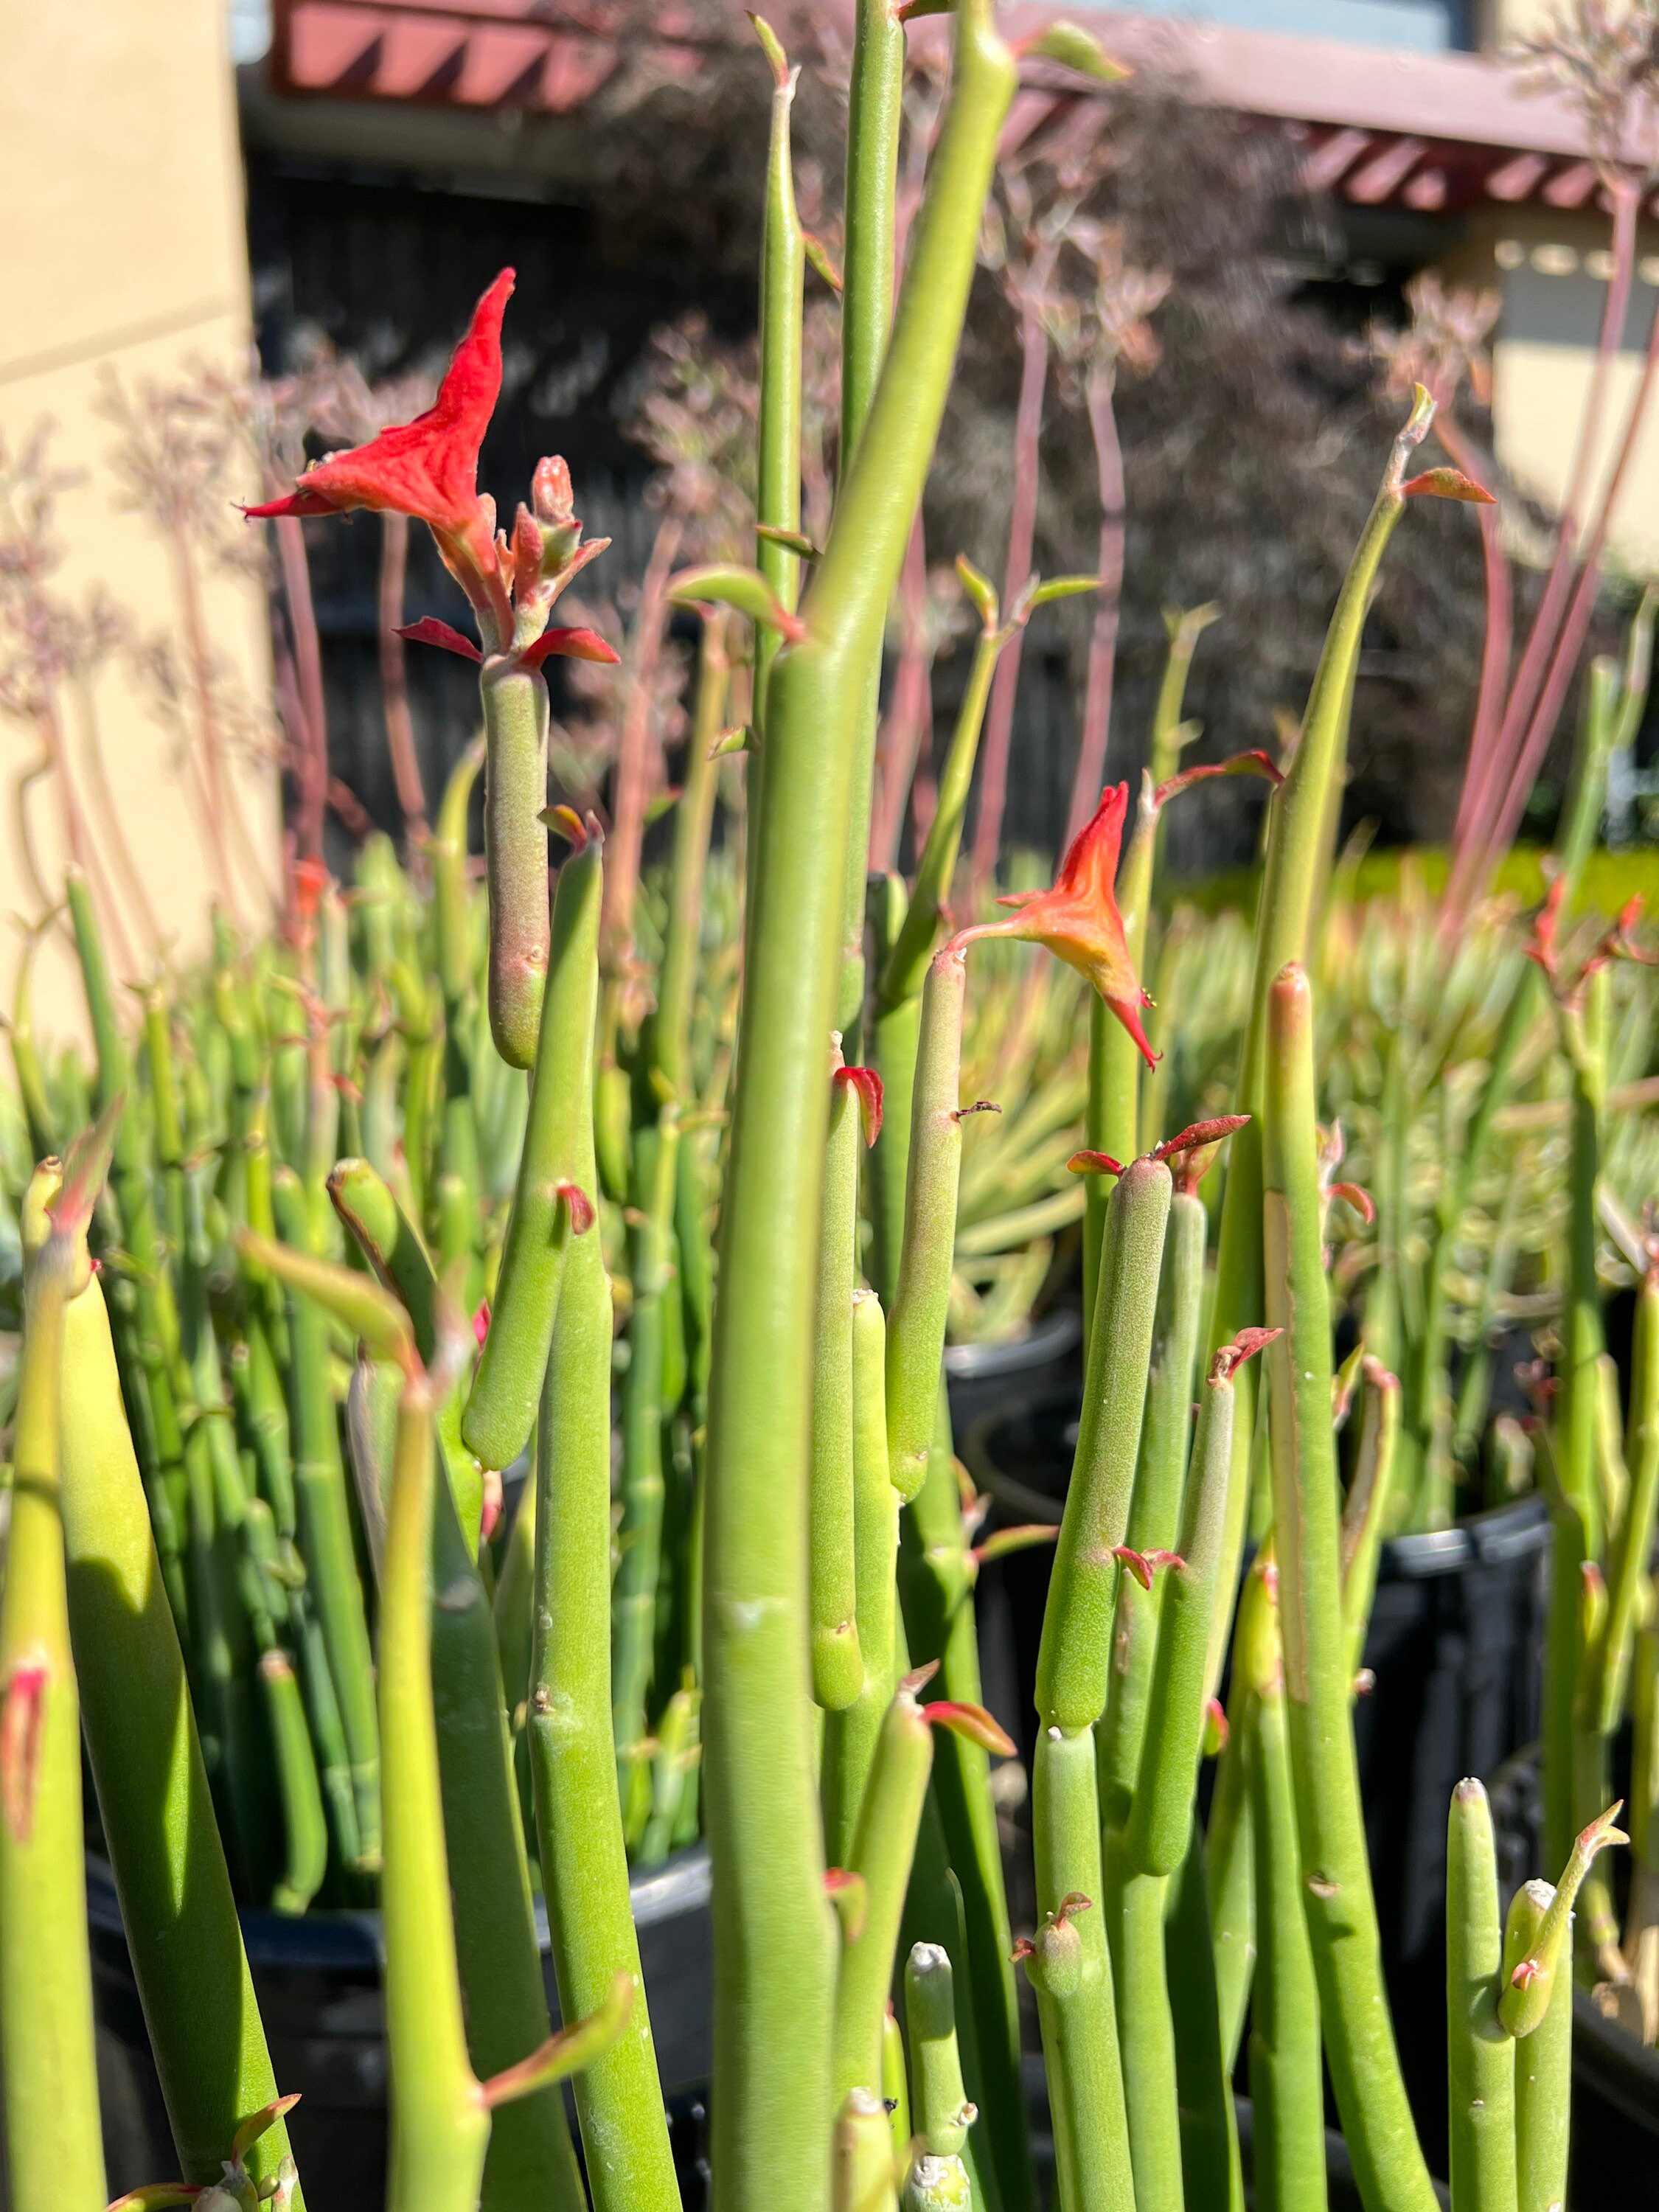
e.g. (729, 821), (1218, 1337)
(1204, 390), (1435, 1752)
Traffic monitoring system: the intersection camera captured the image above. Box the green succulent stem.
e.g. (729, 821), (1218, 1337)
(833, 1688), (936, 2110)
(380, 1357), (493, 2212)
(887, 949), (968, 1502)
(328, 1164), (585, 2212)
(1037, 1155), (1171, 1733)
(1105, 1832), (1182, 2212)
(528, 971), (679, 2212)
(61, 1270), (298, 2196)
(751, 18), (804, 771)
(1204, 392), (1433, 1707)
(1446, 1779), (1517, 2212)
(1240, 1565), (1326, 2212)
(813, 1058), (867, 1712)
(480, 658), (552, 1068)
(1125, 1335), (1245, 1877)
(834, 0), (905, 1045)
(464, 835), (603, 1472)
(1262, 961), (1436, 2212)
(272, 1165), (381, 1868)
(823, 1288), (899, 1863)
(700, 6), (1014, 2199)
(1506, 1883), (1570, 2212)
(1, 1159), (111, 2212)
(1097, 1183), (1205, 1830)
(1026, 1728), (1134, 2212)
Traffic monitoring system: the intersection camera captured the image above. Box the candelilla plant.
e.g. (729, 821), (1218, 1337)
(1, 3), (1647, 2210)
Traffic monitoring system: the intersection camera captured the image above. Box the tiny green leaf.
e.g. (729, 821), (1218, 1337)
(239, 1230), (415, 1371)
(1016, 22), (1130, 79)
(707, 724), (756, 760)
(1026, 573), (1100, 609)
(667, 564), (805, 641)
(954, 553), (998, 626)
(757, 522), (821, 560)
(748, 10), (789, 86)
(803, 232), (844, 294)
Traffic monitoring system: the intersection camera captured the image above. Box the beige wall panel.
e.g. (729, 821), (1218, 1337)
(0, 0), (280, 1046)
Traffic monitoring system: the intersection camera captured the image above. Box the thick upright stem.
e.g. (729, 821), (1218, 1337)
(1262, 964), (1436, 2212)
(1446, 1780), (1517, 2212)
(529, 985), (678, 2212)
(1, 1172), (107, 2212)
(381, 1367), (492, 2212)
(701, 10), (1014, 2201)
(463, 838), (602, 1469)
(1204, 396), (1428, 1713)
(481, 658), (552, 1069)
(62, 1274), (297, 2197)
(834, 0), (905, 1044)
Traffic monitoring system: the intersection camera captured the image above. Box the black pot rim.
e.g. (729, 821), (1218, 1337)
(964, 1382), (1552, 1574)
(86, 1843), (712, 1974)
(943, 1305), (1082, 1382)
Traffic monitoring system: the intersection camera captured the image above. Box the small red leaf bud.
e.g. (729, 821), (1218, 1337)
(555, 1180), (597, 1236)
(923, 1701), (1018, 1757)
(833, 1065), (884, 1147)
(1068, 1150), (1125, 1178)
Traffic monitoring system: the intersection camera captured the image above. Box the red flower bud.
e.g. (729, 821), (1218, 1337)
(247, 270), (516, 646)
(951, 784), (1158, 1066)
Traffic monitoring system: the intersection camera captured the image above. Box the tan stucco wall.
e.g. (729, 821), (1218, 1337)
(0, 0), (280, 1045)
(1441, 205), (1659, 580)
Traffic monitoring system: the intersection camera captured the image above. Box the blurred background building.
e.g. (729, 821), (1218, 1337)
(4, 0), (1658, 1025)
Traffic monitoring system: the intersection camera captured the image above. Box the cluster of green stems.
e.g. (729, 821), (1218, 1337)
(4, 7), (1647, 2212)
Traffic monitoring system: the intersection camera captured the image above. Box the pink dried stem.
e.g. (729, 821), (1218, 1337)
(68, 678), (161, 958)
(869, 518), (933, 872)
(1446, 175), (1642, 914)
(165, 520), (242, 914)
(377, 513), (430, 855)
(1066, 363), (1126, 847)
(1463, 245), (1659, 895)
(970, 232), (1058, 884)
(1436, 407), (1512, 852)
(271, 512), (329, 874)
(602, 513), (683, 980)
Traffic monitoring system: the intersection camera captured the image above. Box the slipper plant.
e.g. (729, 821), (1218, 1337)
(0, 7), (1639, 2212)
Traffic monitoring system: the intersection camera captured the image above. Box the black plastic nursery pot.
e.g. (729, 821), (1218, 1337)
(943, 1304), (1083, 1441)
(88, 1846), (713, 2209)
(965, 1388), (1552, 2171)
